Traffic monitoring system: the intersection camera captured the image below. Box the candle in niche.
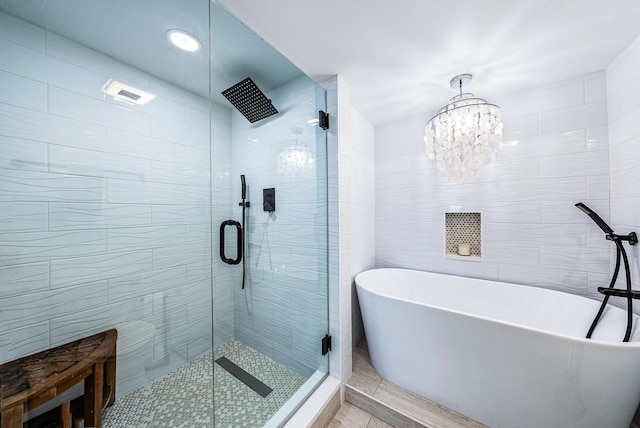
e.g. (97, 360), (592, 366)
(457, 243), (471, 256)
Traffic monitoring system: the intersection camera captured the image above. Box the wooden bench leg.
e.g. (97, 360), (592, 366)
(60, 401), (73, 428)
(84, 361), (104, 428)
(104, 352), (117, 407)
(1, 404), (24, 428)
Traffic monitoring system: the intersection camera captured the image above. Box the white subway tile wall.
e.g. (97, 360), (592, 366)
(349, 106), (375, 350)
(374, 71), (611, 299)
(608, 33), (640, 311)
(323, 76), (377, 385)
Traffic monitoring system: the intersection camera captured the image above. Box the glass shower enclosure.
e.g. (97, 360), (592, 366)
(0, 0), (329, 426)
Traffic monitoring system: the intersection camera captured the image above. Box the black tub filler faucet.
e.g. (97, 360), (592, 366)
(575, 202), (638, 342)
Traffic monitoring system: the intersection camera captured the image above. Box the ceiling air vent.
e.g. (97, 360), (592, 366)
(102, 79), (156, 105)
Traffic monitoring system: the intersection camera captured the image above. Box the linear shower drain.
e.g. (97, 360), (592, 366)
(215, 356), (273, 397)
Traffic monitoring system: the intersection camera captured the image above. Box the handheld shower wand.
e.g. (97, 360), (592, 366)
(576, 202), (638, 342)
(239, 175), (249, 289)
(575, 202), (615, 235)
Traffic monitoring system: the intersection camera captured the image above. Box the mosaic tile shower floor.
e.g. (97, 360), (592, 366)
(101, 341), (307, 428)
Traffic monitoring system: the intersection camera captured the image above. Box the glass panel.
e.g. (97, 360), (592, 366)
(210, 3), (329, 427)
(0, 0), (215, 425)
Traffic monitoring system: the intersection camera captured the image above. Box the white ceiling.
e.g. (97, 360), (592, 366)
(0, 0), (303, 107)
(3, 0), (640, 126)
(218, 0), (640, 125)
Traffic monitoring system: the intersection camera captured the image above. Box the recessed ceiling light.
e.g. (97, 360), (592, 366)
(167, 29), (201, 52)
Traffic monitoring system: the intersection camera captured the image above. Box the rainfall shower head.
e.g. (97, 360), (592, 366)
(222, 78), (278, 123)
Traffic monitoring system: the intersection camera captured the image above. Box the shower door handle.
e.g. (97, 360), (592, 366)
(220, 220), (243, 265)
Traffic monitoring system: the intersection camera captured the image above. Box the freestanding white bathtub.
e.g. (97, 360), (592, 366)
(355, 268), (640, 428)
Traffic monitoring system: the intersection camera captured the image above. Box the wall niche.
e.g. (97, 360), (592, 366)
(445, 212), (481, 261)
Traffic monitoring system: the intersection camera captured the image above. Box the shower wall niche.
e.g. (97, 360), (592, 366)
(445, 212), (482, 260)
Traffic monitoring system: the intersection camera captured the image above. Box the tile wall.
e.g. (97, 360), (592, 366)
(324, 76), (376, 386)
(374, 71), (610, 302)
(608, 32), (640, 308)
(0, 11), (220, 396)
(0, 8), (337, 398)
(348, 107), (375, 349)
(334, 77), (353, 385)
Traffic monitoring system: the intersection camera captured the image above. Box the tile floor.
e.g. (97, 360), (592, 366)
(102, 340), (306, 428)
(327, 401), (393, 428)
(328, 402), (393, 428)
(330, 341), (485, 428)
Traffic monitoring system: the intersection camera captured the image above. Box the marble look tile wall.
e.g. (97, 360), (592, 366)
(0, 11), (220, 396)
(374, 71), (610, 301)
(608, 33), (640, 310)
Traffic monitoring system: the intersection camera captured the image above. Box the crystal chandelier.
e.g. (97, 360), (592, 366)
(424, 74), (503, 183)
(277, 127), (315, 178)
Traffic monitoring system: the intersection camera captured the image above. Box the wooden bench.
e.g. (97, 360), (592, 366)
(0, 329), (117, 428)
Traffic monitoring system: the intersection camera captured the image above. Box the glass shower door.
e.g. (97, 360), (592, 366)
(210, 3), (330, 426)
